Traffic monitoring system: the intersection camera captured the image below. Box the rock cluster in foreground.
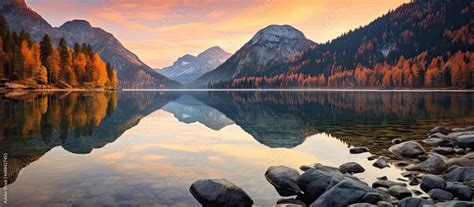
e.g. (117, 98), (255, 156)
(189, 126), (474, 206)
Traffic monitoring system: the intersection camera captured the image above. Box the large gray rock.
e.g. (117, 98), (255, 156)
(310, 178), (384, 207)
(189, 179), (253, 207)
(423, 137), (454, 147)
(420, 174), (447, 192)
(407, 153), (447, 174)
(447, 153), (474, 167)
(340, 162), (365, 174)
(446, 182), (472, 201)
(296, 165), (346, 203)
(387, 185), (412, 199)
(428, 188), (453, 201)
(265, 165), (301, 196)
(444, 167), (474, 183)
(389, 141), (425, 158)
(397, 197), (434, 207)
(431, 126), (452, 135)
(455, 134), (474, 148)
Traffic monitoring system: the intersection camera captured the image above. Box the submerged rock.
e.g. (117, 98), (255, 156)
(189, 179), (253, 207)
(420, 174), (447, 192)
(407, 153), (447, 174)
(389, 141), (425, 158)
(350, 147), (370, 154)
(340, 162), (365, 174)
(265, 165), (301, 196)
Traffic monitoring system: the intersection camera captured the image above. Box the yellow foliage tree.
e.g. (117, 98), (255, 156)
(91, 53), (108, 87)
(73, 53), (87, 83)
(47, 47), (61, 84)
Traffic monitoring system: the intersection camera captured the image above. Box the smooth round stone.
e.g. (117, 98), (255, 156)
(420, 174), (447, 192)
(388, 185), (412, 199)
(347, 203), (377, 207)
(392, 138), (402, 145)
(455, 134), (474, 148)
(446, 182), (472, 201)
(444, 166), (474, 182)
(428, 188), (453, 201)
(339, 162), (365, 174)
(376, 201), (393, 207)
(373, 157), (390, 169)
(407, 153), (447, 174)
(189, 179), (253, 207)
(350, 147), (370, 154)
(434, 201), (474, 207)
(372, 179), (406, 189)
(265, 165), (301, 196)
(389, 141), (425, 158)
(367, 155), (378, 161)
(276, 198), (305, 207)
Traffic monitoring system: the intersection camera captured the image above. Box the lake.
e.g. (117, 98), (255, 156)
(1, 90), (474, 206)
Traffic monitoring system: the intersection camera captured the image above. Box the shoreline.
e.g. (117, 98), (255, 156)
(2, 88), (474, 93)
(123, 88), (474, 92)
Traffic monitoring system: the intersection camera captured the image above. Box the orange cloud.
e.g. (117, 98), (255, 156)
(27, 0), (409, 68)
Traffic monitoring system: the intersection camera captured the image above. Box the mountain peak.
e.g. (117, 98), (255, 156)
(197, 46), (230, 58)
(60, 19), (92, 29)
(251, 24), (306, 45)
(0, 0), (27, 8)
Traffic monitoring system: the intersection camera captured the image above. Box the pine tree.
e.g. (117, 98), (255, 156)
(47, 47), (61, 84)
(0, 15), (8, 37)
(40, 34), (53, 79)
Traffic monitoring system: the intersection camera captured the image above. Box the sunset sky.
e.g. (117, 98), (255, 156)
(27, 0), (409, 68)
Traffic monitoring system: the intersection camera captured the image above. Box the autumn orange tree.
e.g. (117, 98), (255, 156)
(0, 15), (118, 89)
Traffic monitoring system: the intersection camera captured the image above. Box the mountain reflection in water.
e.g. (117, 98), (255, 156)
(1, 90), (473, 205)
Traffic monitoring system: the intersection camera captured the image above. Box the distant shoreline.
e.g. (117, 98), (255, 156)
(2, 88), (474, 93)
(123, 88), (474, 92)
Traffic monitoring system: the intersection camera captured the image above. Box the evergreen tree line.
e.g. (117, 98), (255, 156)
(0, 15), (118, 89)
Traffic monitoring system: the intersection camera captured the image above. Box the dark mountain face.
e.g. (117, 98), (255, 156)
(290, 0), (473, 76)
(195, 25), (315, 86)
(158, 47), (231, 85)
(0, 0), (180, 88)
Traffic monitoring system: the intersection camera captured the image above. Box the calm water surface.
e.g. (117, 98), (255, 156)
(1, 91), (474, 206)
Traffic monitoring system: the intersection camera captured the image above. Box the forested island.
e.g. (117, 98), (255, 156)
(0, 15), (118, 90)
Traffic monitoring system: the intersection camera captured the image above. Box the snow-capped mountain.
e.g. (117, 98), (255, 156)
(195, 25), (315, 86)
(158, 46), (231, 84)
(163, 95), (234, 130)
(0, 0), (179, 88)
